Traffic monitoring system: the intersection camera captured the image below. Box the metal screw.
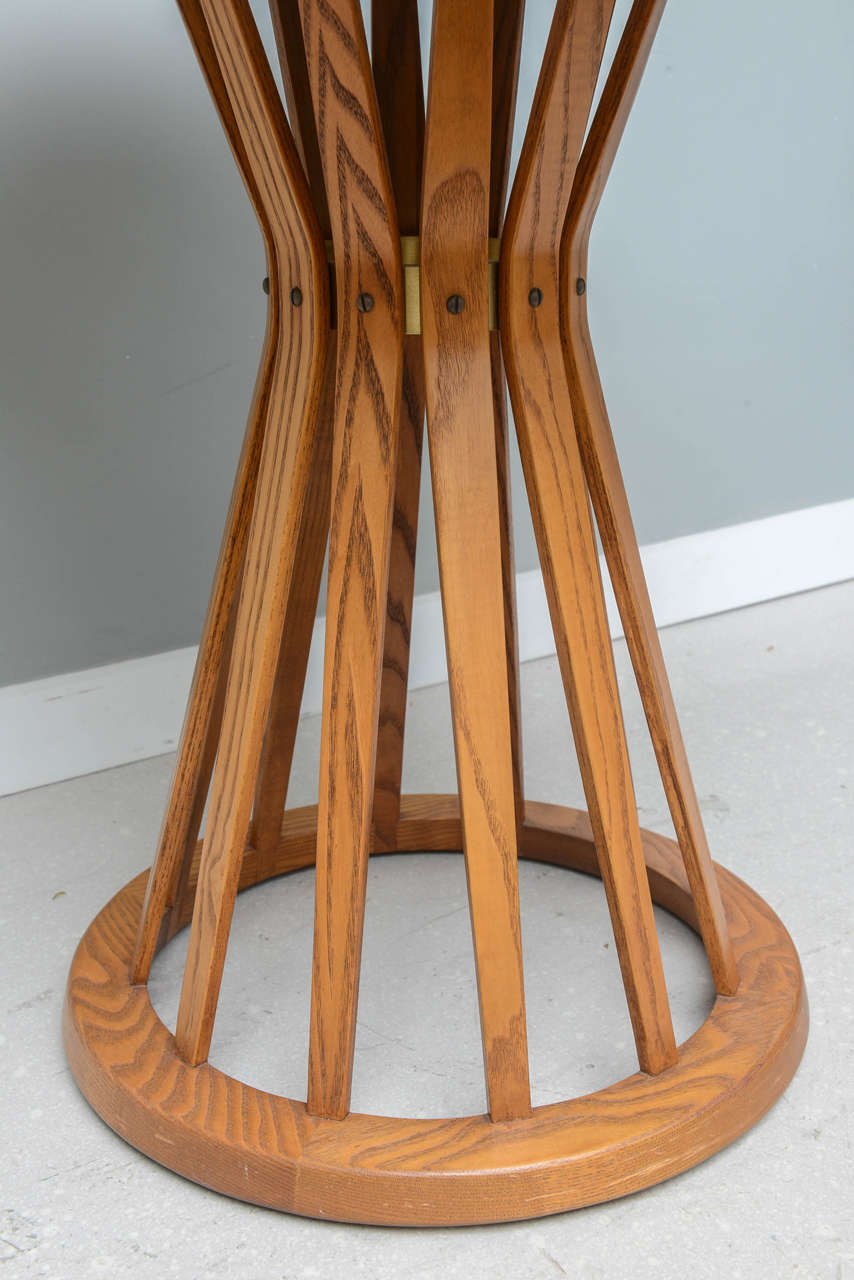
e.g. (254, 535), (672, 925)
(575, 277), (586, 296)
(446, 294), (465, 315)
(356, 292), (375, 313)
(262, 276), (270, 295)
(528, 287), (544, 308)
(290, 286), (303, 307)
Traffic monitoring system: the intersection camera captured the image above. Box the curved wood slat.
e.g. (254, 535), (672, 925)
(299, 0), (405, 1120)
(559, 0), (738, 994)
(132, 0), (283, 983)
(249, 2), (338, 878)
(490, 0), (527, 827)
(501, 0), (677, 1075)
(370, 0), (427, 850)
(269, 0), (331, 236)
(421, 0), (531, 1122)
(172, 0), (330, 1065)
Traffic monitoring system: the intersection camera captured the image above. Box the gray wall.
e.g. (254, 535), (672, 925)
(1, 0), (852, 687)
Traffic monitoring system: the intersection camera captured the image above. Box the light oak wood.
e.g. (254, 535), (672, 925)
(501, 0), (677, 1075)
(65, 795), (808, 1226)
(490, 0), (527, 827)
(248, 0), (337, 879)
(559, 0), (739, 996)
(299, 0), (404, 1120)
(268, 0), (331, 236)
(370, 0), (427, 850)
(132, 0), (285, 984)
(173, 0), (330, 1066)
(249, 343), (336, 879)
(65, 0), (807, 1225)
(421, 0), (531, 1122)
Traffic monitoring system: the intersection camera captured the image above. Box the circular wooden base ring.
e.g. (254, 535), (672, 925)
(63, 796), (807, 1226)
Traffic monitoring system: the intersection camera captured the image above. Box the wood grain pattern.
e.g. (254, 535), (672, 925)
(299, 0), (404, 1120)
(269, 0), (331, 236)
(172, 0), (330, 1066)
(131, 0), (285, 984)
(248, 0), (338, 878)
(370, 0), (427, 850)
(558, 0), (739, 996)
(501, 0), (677, 1075)
(490, 0), (527, 827)
(65, 794), (808, 1225)
(249, 341), (336, 878)
(421, 0), (531, 1122)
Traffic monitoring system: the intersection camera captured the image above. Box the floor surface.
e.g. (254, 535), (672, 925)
(2, 582), (852, 1278)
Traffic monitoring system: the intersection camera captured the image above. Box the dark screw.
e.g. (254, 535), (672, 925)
(575, 277), (586, 296)
(290, 286), (303, 307)
(262, 276), (270, 295)
(528, 287), (544, 308)
(356, 292), (375, 313)
(446, 294), (465, 315)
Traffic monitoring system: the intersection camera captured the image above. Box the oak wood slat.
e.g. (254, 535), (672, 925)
(249, 2), (337, 878)
(269, 0), (331, 236)
(370, 0), (427, 850)
(172, 0), (330, 1066)
(501, 0), (677, 1075)
(299, 0), (405, 1120)
(490, 0), (527, 828)
(131, 0), (284, 983)
(249, 343), (336, 878)
(560, 0), (739, 995)
(421, 0), (531, 1122)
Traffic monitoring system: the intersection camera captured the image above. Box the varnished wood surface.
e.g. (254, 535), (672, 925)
(172, 0), (329, 1066)
(300, 0), (404, 1121)
(501, 0), (676, 1075)
(371, 0), (427, 850)
(268, 0), (331, 236)
(250, 0), (336, 878)
(557, 0), (738, 996)
(65, 795), (808, 1226)
(249, 341), (336, 878)
(66, 0), (807, 1228)
(132, 0), (286, 984)
(490, 0), (527, 827)
(421, 0), (531, 1122)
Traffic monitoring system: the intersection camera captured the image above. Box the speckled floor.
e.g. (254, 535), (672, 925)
(1, 581), (852, 1278)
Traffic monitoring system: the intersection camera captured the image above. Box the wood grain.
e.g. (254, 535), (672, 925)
(131, 0), (284, 984)
(65, 794), (808, 1225)
(172, 0), (330, 1066)
(490, 0), (527, 827)
(299, 0), (404, 1120)
(501, 0), (677, 1075)
(269, 0), (331, 236)
(248, 0), (339, 879)
(421, 0), (531, 1122)
(250, 341), (336, 878)
(370, 0), (427, 850)
(559, 0), (739, 996)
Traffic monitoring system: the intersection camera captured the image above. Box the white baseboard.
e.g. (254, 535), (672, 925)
(2, 497), (852, 797)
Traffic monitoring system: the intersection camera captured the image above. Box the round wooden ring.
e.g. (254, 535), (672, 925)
(63, 796), (807, 1226)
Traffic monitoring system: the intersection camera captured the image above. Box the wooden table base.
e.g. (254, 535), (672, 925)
(64, 797), (807, 1226)
(64, 0), (807, 1225)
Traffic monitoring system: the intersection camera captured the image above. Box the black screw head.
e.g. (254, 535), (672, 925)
(356, 292), (375, 313)
(446, 294), (465, 315)
(528, 287), (544, 308)
(290, 286), (303, 307)
(575, 277), (586, 296)
(262, 276), (270, 295)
